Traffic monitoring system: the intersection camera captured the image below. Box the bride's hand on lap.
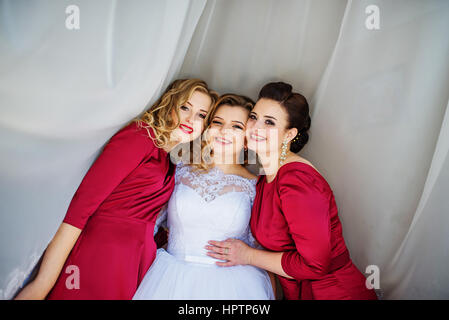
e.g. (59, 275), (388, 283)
(205, 239), (253, 267)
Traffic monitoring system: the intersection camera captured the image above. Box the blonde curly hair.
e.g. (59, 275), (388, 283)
(135, 79), (218, 149)
(190, 93), (255, 172)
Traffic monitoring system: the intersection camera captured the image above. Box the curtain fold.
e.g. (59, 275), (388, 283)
(0, 0), (206, 299)
(179, 0), (348, 101)
(1, 0), (448, 299)
(302, 0), (449, 299)
(383, 99), (449, 299)
(180, 0), (449, 299)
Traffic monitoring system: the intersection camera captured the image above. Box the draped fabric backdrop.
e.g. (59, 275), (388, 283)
(0, 0), (448, 299)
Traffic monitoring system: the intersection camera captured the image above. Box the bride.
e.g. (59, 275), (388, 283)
(133, 94), (275, 300)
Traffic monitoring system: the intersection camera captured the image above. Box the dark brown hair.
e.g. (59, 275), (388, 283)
(258, 82), (310, 153)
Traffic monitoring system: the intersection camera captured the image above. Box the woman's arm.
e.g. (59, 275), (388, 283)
(247, 247), (293, 279)
(16, 122), (154, 299)
(207, 169), (332, 281)
(15, 223), (81, 300)
(275, 169), (332, 280)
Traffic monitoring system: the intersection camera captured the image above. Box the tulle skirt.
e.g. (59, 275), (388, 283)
(133, 248), (275, 300)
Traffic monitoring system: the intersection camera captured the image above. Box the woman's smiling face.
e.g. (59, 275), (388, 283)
(245, 98), (290, 155)
(207, 104), (250, 163)
(171, 90), (212, 143)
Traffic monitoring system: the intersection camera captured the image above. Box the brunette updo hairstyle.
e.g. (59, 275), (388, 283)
(258, 82), (311, 153)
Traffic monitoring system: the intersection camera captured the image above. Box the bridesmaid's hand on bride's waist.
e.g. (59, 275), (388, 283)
(205, 238), (254, 267)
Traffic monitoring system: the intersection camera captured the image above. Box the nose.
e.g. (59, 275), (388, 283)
(251, 119), (264, 133)
(245, 120), (252, 132)
(184, 112), (193, 124)
(218, 124), (226, 136)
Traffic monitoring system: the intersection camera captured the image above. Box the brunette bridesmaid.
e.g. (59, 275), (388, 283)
(206, 82), (377, 300)
(15, 79), (217, 299)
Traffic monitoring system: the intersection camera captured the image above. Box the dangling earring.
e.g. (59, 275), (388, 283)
(279, 133), (301, 166)
(279, 139), (288, 166)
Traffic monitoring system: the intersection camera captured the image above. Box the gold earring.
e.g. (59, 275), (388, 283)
(279, 140), (288, 165)
(292, 133), (301, 142)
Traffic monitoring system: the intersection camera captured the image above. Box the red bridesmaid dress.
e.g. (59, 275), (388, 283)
(46, 120), (175, 299)
(250, 162), (378, 300)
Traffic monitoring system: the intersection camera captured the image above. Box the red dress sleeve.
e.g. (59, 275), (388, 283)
(63, 121), (154, 230)
(279, 166), (332, 280)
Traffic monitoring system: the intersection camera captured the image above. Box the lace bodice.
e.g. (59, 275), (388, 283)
(155, 162), (260, 264)
(174, 162), (257, 203)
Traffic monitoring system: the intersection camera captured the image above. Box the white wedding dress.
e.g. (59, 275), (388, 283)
(133, 162), (274, 300)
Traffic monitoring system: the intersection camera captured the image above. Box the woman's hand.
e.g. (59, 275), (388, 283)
(207, 238), (293, 280)
(15, 222), (82, 300)
(205, 238), (254, 267)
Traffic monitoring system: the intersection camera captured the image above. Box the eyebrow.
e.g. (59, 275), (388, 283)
(213, 116), (245, 126)
(186, 101), (208, 113)
(250, 111), (277, 121)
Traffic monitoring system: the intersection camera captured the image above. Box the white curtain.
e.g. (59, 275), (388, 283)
(1, 0), (448, 299)
(179, 0), (449, 299)
(302, 0), (449, 299)
(0, 0), (206, 299)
